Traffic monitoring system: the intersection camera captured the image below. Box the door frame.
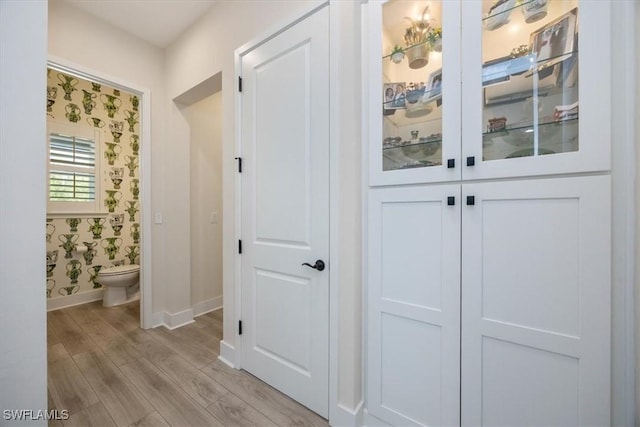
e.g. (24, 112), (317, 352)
(233, 0), (343, 421)
(46, 55), (154, 329)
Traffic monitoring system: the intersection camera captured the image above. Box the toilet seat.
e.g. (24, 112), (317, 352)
(99, 264), (140, 276)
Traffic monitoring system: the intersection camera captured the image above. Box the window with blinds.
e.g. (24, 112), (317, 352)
(49, 133), (96, 201)
(47, 128), (101, 213)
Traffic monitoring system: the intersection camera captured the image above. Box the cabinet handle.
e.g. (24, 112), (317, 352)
(447, 196), (455, 206)
(447, 159), (455, 168)
(466, 156), (475, 167)
(466, 196), (475, 206)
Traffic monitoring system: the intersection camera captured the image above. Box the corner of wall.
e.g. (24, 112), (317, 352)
(218, 340), (236, 368)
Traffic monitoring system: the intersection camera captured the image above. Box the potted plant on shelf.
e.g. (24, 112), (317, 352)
(403, 5), (432, 69)
(389, 45), (405, 64)
(427, 27), (442, 53)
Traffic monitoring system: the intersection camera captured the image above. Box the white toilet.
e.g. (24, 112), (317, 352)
(97, 264), (141, 307)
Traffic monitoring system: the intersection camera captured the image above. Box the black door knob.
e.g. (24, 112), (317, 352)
(302, 260), (325, 271)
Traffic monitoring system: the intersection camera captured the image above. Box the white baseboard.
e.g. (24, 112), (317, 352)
(151, 308), (195, 330)
(331, 400), (364, 427)
(193, 295), (223, 317)
(47, 288), (104, 311)
(218, 340), (236, 368)
(162, 307), (194, 330)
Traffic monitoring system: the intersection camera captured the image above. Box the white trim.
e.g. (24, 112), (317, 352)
(233, 36), (244, 370)
(328, 2), (340, 425)
(47, 288), (104, 311)
(193, 296), (223, 317)
(161, 308), (194, 330)
(360, 3), (370, 425)
(47, 55), (153, 331)
(218, 340), (237, 368)
(150, 310), (195, 330)
(610, 1), (638, 425)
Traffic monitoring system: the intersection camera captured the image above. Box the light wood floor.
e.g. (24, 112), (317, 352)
(47, 301), (328, 427)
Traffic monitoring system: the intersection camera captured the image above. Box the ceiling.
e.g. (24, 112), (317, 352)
(61, 0), (217, 48)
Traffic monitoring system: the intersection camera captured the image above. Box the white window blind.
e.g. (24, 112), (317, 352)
(49, 133), (96, 202)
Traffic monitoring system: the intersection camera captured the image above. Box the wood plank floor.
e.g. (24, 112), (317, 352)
(47, 301), (328, 427)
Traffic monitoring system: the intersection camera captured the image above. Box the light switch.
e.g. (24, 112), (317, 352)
(154, 212), (163, 224)
(210, 212), (218, 224)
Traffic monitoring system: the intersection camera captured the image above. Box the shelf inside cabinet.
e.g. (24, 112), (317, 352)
(482, 0), (541, 23)
(483, 117), (577, 139)
(482, 117), (578, 161)
(383, 137), (443, 152)
(382, 40), (433, 61)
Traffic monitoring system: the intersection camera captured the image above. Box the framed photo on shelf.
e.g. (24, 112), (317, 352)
(529, 7), (577, 69)
(383, 82), (406, 110)
(425, 68), (442, 102)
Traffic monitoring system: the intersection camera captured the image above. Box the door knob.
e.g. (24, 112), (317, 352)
(302, 260), (325, 271)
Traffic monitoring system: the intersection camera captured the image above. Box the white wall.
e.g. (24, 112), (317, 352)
(0, 1), (48, 424)
(48, 0), (167, 316)
(184, 92), (223, 312)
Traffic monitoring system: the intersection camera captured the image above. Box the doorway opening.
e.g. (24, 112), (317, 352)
(45, 59), (152, 328)
(174, 72), (224, 319)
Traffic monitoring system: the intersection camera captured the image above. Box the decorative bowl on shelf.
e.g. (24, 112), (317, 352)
(401, 142), (421, 156)
(521, 0), (548, 24)
(389, 45), (405, 64)
(419, 138), (441, 157)
(406, 43), (430, 69)
(484, 0), (515, 31)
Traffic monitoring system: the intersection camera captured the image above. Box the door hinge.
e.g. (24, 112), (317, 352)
(238, 76), (243, 92)
(234, 156), (242, 173)
(238, 239), (242, 254)
(238, 320), (243, 335)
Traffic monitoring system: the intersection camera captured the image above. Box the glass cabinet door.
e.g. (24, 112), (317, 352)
(461, 0), (611, 180)
(369, 0), (461, 186)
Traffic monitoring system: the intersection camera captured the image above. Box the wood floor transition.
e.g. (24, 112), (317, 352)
(47, 301), (328, 427)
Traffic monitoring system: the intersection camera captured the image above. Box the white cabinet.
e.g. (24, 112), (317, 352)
(460, 176), (611, 426)
(366, 176), (611, 426)
(368, 0), (611, 186)
(367, 185), (461, 426)
(365, 1), (612, 426)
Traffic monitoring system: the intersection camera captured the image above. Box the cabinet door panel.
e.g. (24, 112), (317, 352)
(461, 1), (611, 180)
(461, 176), (611, 426)
(367, 185), (460, 426)
(369, 0), (462, 186)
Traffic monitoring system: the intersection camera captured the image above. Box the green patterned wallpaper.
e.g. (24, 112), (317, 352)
(46, 68), (141, 300)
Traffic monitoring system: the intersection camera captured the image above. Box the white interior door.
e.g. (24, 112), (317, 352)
(461, 175), (611, 426)
(239, 6), (329, 418)
(367, 185), (461, 426)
